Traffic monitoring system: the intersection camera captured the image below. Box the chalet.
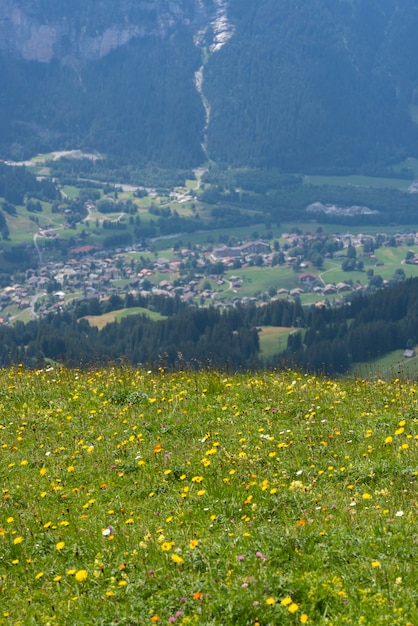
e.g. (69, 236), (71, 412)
(336, 282), (351, 292)
(299, 273), (317, 286)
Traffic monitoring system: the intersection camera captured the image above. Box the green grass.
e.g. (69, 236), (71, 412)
(224, 266), (297, 298)
(353, 346), (418, 380)
(303, 174), (411, 190)
(83, 307), (165, 329)
(280, 222), (418, 235)
(9, 308), (32, 324)
(0, 366), (416, 625)
(258, 326), (296, 357)
(61, 186), (80, 200)
(152, 225), (279, 252)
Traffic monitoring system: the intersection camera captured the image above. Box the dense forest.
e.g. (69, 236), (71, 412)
(204, 0), (418, 170)
(0, 292), (304, 369)
(1, 0), (418, 171)
(1, 279), (418, 374)
(0, 162), (58, 205)
(0, 31), (205, 167)
(280, 277), (418, 374)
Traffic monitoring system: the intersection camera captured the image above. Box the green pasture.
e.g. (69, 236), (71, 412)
(152, 224), (279, 251)
(61, 186), (80, 200)
(303, 174), (411, 190)
(280, 222), (418, 236)
(5, 212), (38, 243)
(258, 326), (296, 357)
(223, 266), (297, 298)
(353, 346), (418, 380)
(83, 307), (165, 329)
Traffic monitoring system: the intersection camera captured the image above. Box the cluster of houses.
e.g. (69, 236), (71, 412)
(1, 227), (418, 324)
(298, 273), (355, 295)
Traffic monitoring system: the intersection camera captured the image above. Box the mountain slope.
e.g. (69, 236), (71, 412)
(1, 0), (418, 170)
(203, 0), (418, 169)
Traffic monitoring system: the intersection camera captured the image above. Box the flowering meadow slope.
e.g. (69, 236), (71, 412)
(0, 367), (417, 625)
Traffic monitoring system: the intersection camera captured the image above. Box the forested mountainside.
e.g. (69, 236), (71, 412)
(1, 0), (418, 170)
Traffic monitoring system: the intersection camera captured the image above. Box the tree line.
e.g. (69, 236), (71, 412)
(1, 279), (417, 374)
(280, 277), (418, 374)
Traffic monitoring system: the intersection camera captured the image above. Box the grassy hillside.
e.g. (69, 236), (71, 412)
(83, 307), (165, 330)
(0, 366), (416, 625)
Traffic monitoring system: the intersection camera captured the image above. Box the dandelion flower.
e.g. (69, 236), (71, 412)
(300, 614), (309, 624)
(13, 536), (23, 545)
(266, 597), (276, 605)
(56, 541), (65, 550)
(371, 561), (381, 568)
(171, 554), (184, 564)
(288, 603), (299, 613)
(75, 569), (88, 582)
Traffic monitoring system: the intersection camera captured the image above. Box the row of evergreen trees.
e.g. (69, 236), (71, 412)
(1, 279), (417, 373)
(0, 294), (305, 369)
(280, 278), (418, 374)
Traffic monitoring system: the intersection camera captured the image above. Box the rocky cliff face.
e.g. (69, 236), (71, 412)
(0, 0), (215, 63)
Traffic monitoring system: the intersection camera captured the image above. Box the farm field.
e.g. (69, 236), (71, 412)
(0, 366), (416, 625)
(224, 267), (297, 298)
(258, 326), (296, 357)
(84, 307), (166, 329)
(303, 174), (412, 190)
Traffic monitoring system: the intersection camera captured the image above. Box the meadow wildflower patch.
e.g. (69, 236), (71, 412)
(0, 366), (416, 625)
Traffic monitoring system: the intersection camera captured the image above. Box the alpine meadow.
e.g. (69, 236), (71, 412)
(1, 1), (418, 625)
(0, 366), (417, 625)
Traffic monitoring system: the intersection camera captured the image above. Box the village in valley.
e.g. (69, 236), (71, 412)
(2, 153), (418, 326)
(2, 219), (418, 326)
